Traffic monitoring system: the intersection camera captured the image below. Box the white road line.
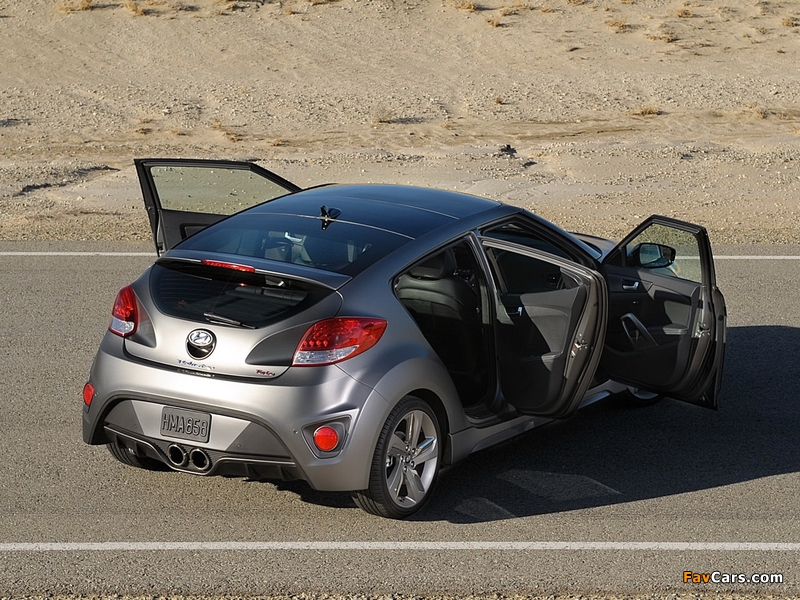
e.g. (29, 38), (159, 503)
(0, 252), (154, 256)
(0, 252), (799, 259)
(715, 256), (800, 260)
(1, 541), (800, 552)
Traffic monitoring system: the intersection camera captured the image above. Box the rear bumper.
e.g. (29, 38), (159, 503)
(83, 333), (390, 491)
(104, 424), (302, 481)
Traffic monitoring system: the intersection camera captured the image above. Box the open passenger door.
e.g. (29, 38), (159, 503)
(599, 216), (726, 409)
(135, 158), (301, 255)
(482, 239), (607, 418)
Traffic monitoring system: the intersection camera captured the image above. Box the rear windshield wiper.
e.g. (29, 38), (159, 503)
(203, 312), (256, 329)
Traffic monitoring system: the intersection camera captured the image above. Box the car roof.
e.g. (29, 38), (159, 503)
(248, 184), (504, 239)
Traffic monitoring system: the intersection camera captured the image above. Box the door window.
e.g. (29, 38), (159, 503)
(620, 223), (703, 284)
(483, 221), (572, 260)
(149, 165), (292, 215)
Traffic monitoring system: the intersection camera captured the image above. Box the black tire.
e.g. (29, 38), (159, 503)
(106, 442), (168, 471)
(621, 386), (664, 406)
(352, 396), (442, 519)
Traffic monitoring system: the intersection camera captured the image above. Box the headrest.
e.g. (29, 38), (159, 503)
(408, 249), (456, 280)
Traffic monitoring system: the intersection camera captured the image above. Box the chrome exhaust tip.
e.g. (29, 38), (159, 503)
(189, 448), (211, 472)
(167, 444), (189, 468)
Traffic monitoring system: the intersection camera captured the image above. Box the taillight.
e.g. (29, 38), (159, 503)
(109, 284), (138, 337)
(293, 318), (387, 366)
(82, 382), (95, 407)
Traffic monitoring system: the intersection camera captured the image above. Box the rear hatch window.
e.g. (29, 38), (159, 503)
(150, 259), (333, 329)
(176, 213), (410, 277)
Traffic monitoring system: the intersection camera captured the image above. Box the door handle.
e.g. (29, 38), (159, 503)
(622, 280), (640, 292)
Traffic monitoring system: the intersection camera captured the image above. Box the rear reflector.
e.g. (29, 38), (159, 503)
(82, 382), (95, 407)
(200, 259), (256, 273)
(109, 285), (137, 337)
(293, 318), (387, 366)
(313, 426), (340, 452)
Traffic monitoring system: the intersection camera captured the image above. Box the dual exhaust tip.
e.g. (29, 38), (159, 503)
(167, 444), (211, 472)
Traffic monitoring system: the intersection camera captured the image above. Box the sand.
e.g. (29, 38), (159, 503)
(1, 0), (799, 245)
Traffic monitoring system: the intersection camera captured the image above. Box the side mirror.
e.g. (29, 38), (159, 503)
(629, 242), (676, 269)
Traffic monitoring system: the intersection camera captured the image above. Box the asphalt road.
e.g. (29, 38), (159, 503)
(1, 241), (799, 597)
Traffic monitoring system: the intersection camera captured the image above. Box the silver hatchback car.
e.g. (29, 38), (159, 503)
(82, 159), (726, 518)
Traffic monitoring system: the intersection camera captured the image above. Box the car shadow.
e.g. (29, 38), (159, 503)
(415, 324), (800, 522)
(259, 325), (800, 522)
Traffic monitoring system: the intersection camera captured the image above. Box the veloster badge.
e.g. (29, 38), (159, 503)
(186, 329), (216, 359)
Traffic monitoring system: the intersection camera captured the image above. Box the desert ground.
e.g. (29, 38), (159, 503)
(1, 0), (799, 245)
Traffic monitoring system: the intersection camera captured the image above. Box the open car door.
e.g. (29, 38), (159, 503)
(600, 216), (726, 409)
(135, 158), (301, 255)
(482, 239), (607, 418)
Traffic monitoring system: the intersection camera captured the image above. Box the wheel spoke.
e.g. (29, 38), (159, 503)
(403, 468), (426, 504)
(387, 432), (406, 458)
(414, 436), (437, 464)
(405, 410), (423, 447)
(386, 461), (404, 502)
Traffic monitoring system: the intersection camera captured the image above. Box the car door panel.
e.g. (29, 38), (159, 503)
(483, 239), (607, 418)
(600, 216), (726, 409)
(498, 285), (588, 412)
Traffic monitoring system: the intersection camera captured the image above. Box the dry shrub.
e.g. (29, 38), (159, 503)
(620, 0), (635, 4)
(453, 0), (478, 11)
(540, 6), (555, 12)
(213, 0), (248, 12)
(56, 0), (94, 12)
(486, 15), (501, 26)
(672, 7), (693, 17)
(631, 105), (661, 116)
(646, 24), (678, 42)
(372, 105), (395, 125)
(782, 16), (799, 27)
(747, 104), (769, 119)
(124, 0), (146, 15)
(498, 2), (531, 14)
(309, 0), (341, 5)
(211, 119), (243, 141)
(606, 18), (629, 32)
(565, 0), (583, 4)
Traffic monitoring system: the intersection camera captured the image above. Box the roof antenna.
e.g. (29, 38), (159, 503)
(319, 205), (341, 230)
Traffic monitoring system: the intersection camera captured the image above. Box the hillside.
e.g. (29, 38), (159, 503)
(1, 0), (799, 243)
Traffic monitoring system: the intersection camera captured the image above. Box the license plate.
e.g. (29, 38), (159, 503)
(160, 407), (211, 443)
